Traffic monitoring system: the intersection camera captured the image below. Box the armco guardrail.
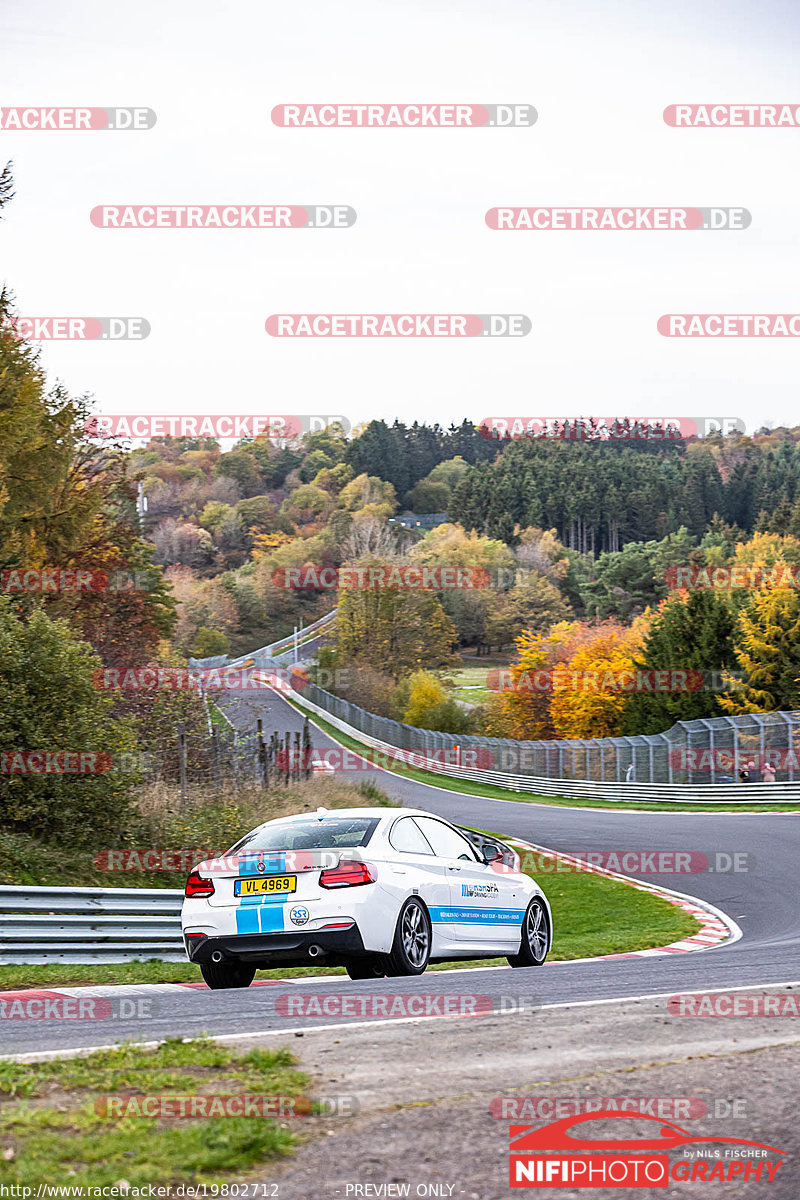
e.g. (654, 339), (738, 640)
(280, 680), (800, 805)
(284, 672), (800, 788)
(189, 610), (336, 673)
(0, 885), (185, 964)
(0, 829), (511, 965)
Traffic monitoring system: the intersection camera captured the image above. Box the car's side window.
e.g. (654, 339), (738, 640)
(389, 817), (435, 855)
(415, 818), (478, 861)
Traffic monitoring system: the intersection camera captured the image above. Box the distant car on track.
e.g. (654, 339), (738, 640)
(181, 806), (552, 988)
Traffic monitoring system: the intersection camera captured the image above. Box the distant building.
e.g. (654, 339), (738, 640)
(389, 511), (450, 531)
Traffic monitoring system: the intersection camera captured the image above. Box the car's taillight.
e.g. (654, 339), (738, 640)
(185, 870), (215, 897)
(319, 859), (377, 889)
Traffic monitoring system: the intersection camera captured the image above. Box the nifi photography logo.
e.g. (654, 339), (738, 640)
(508, 1112), (784, 1188)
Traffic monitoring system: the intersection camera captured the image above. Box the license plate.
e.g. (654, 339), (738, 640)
(234, 875), (297, 897)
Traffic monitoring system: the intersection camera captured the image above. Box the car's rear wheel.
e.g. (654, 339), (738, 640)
(345, 957), (387, 980)
(384, 898), (431, 976)
(507, 897), (549, 967)
(200, 959), (257, 989)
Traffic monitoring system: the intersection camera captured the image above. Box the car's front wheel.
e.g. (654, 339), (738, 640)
(200, 959), (257, 989)
(345, 957), (387, 980)
(384, 897), (431, 976)
(507, 897), (550, 967)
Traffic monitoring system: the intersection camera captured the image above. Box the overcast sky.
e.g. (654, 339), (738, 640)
(1, 0), (799, 439)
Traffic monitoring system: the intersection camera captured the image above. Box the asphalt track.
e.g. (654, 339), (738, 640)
(3, 685), (797, 1059)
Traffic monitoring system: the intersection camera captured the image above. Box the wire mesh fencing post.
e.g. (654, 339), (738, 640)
(293, 731), (301, 782)
(177, 723), (188, 809)
(211, 727), (222, 793)
(303, 717), (312, 779)
(256, 718), (266, 786)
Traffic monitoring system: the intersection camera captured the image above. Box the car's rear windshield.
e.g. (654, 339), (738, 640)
(230, 816), (381, 852)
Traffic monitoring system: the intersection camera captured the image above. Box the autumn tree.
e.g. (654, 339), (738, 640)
(719, 589), (800, 713)
(335, 574), (457, 679)
(549, 621), (647, 739)
(496, 621), (592, 739)
(403, 670), (472, 733)
(0, 600), (139, 841)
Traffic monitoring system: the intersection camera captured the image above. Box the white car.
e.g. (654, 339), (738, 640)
(182, 806), (552, 988)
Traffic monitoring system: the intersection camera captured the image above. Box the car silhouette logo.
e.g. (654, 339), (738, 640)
(510, 1111), (784, 1155)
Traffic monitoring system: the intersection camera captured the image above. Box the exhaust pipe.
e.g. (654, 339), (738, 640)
(211, 950), (224, 963)
(308, 944), (323, 958)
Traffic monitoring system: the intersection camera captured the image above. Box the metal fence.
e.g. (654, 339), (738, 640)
(189, 609), (800, 788)
(0, 885), (185, 964)
(287, 684), (800, 803)
(296, 682), (800, 787)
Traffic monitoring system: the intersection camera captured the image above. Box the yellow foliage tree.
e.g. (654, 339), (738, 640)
(498, 618), (649, 740)
(250, 530), (294, 558)
(549, 624), (645, 739)
(498, 622), (584, 739)
(403, 671), (448, 727)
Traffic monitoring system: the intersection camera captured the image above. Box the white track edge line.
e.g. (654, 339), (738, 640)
(6, 980), (800, 1063)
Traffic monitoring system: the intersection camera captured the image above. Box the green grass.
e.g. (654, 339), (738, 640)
(0, 1039), (311, 1187)
(290, 698), (800, 812)
(443, 664), (499, 705)
(0, 781), (398, 892)
(207, 700), (233, 730)
(0, 961), (348, 989)
(0, 828), (178, 889)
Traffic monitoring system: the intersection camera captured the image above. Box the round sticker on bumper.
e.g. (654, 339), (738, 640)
(290, 906), (309, 926)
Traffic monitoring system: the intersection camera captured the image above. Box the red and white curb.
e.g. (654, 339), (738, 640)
(508, 837), (740, 959)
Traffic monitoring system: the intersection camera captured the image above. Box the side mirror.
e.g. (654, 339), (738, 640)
(482, 844), (503, 864)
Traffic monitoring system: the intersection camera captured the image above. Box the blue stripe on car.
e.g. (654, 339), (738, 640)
(235, 903), (286, 933)
(235, 907), (260, 934)
(238, 852), (287, 875)
(428, 907), (526, 924)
